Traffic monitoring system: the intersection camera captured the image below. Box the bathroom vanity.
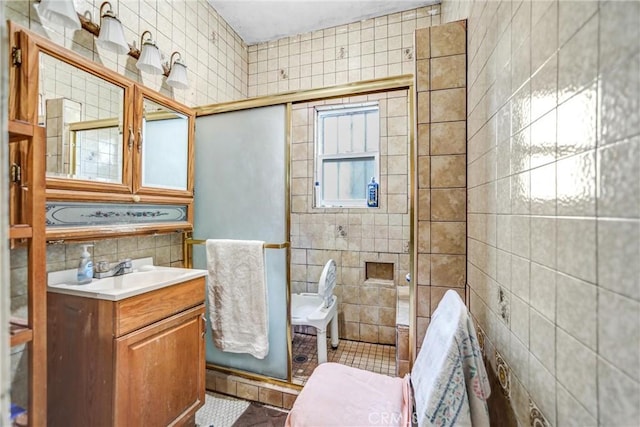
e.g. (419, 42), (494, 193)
(46, 265), (207, 426)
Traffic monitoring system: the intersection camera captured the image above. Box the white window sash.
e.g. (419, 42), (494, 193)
(314, 103), (380, 208)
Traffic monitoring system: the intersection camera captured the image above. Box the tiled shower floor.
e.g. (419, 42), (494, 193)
(291, 332), (396, 385)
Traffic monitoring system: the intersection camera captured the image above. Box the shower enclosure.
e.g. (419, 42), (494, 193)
(193, 105), (290, 380)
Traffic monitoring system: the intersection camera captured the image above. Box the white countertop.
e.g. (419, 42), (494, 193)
(47, 258), (207, 301)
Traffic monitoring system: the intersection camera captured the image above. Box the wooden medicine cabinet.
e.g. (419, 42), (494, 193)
(9, 22), (195, 240)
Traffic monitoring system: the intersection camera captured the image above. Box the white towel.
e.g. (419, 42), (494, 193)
(206, 239), (269, 359)
(411, 290), (491, 427)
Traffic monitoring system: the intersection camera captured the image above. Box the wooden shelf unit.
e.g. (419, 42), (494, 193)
(8, 21), (48, 426)
(10, 319), (33, 347)
(8, 119), (34, 138)
(9, 225), (33, 240)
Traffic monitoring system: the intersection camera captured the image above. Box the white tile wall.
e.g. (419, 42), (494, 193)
(443, 0), (640, 425)
(247, 5), (441, 97)
(4, 0), (248, 106)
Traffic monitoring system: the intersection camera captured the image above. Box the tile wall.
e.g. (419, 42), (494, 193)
(442, 0), (640, 425)
(290, 91), (410, 345)
(3, 0), (248, 106)
(396, 325), (410, 376)
(206, 369), (299, 410)
(247, 5), (441, 97)
(413, 21), (468, 353)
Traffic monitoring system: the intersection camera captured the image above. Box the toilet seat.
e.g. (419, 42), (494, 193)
(291, 259), (339, 364)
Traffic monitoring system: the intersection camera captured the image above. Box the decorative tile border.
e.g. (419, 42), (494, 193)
(529, 399), (550, 427)
(495, 350), (510, 399)
(46, 202), (187, 227)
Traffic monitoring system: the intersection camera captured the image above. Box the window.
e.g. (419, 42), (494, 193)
(315, 102), (379, 208)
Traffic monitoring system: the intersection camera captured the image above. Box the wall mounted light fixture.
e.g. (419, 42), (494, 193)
(47, 3), (189, 84)
(166, 52), (189, 89)
(95, 2), (129, 55)
(35, 0), (81, 30)
(135, 31), (164, 75)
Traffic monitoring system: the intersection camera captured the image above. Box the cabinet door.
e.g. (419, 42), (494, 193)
(132, 85), (195, 198)
(114, 305), (205, 426)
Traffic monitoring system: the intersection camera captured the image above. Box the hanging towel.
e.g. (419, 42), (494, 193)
(411, 290), (491, 427)
(206, 239), (269, 359)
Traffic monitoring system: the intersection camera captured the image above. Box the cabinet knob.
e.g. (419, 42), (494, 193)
(137, 128), (142, 153)
(201, 314), (206, 338)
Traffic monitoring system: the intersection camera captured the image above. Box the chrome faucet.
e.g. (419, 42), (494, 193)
(94, 258), (133, 279)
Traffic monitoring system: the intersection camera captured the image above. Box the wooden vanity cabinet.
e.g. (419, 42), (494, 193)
(47, 277), (206, 427)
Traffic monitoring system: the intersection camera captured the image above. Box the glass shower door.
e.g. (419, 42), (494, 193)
(193, 105), (288, 380)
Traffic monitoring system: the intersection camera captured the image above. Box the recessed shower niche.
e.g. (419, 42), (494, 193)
(365, 262), (394, 283)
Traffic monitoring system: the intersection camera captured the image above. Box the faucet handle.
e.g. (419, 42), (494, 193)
(96, 260), (110, 273)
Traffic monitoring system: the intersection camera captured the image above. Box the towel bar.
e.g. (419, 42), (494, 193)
(184, 239), (289, 249)
(183, 237), (289, 268)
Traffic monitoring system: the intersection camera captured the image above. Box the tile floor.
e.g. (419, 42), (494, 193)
(292, 332), (397, 385)
(195, 393), (250, 427)
(196, 392), (289, 427)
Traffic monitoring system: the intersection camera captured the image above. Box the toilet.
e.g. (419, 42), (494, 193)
(291, 259), (339, 364)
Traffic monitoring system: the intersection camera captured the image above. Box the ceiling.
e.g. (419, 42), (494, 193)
(208, 0), (440, 45)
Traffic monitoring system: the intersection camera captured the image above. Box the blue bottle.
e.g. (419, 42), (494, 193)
(367, 177), (379, 207)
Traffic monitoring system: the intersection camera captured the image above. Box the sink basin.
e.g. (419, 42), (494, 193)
(47, 258), (207, 301)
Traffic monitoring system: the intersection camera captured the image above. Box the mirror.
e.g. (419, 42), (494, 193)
(140, 98), (189, 191)
(40, 52), (125, 183)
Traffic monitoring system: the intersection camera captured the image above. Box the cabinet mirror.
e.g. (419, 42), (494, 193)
(40, 52), (125, 184)
(140, 97), (189, 191)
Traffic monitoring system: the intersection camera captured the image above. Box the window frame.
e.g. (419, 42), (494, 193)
(314, 102), (380, 208)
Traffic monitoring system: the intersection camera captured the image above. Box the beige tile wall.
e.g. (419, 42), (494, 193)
(290, 91), (410, 345)
(206, 369), (299, 410)
(248, 5), (441, 97)
(443, 0), (640, 425)
(262, 5), (455, 350)
(3, 0), (248, 106)
(396, 325), (410, 376)
(414, 21), (468, 352)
